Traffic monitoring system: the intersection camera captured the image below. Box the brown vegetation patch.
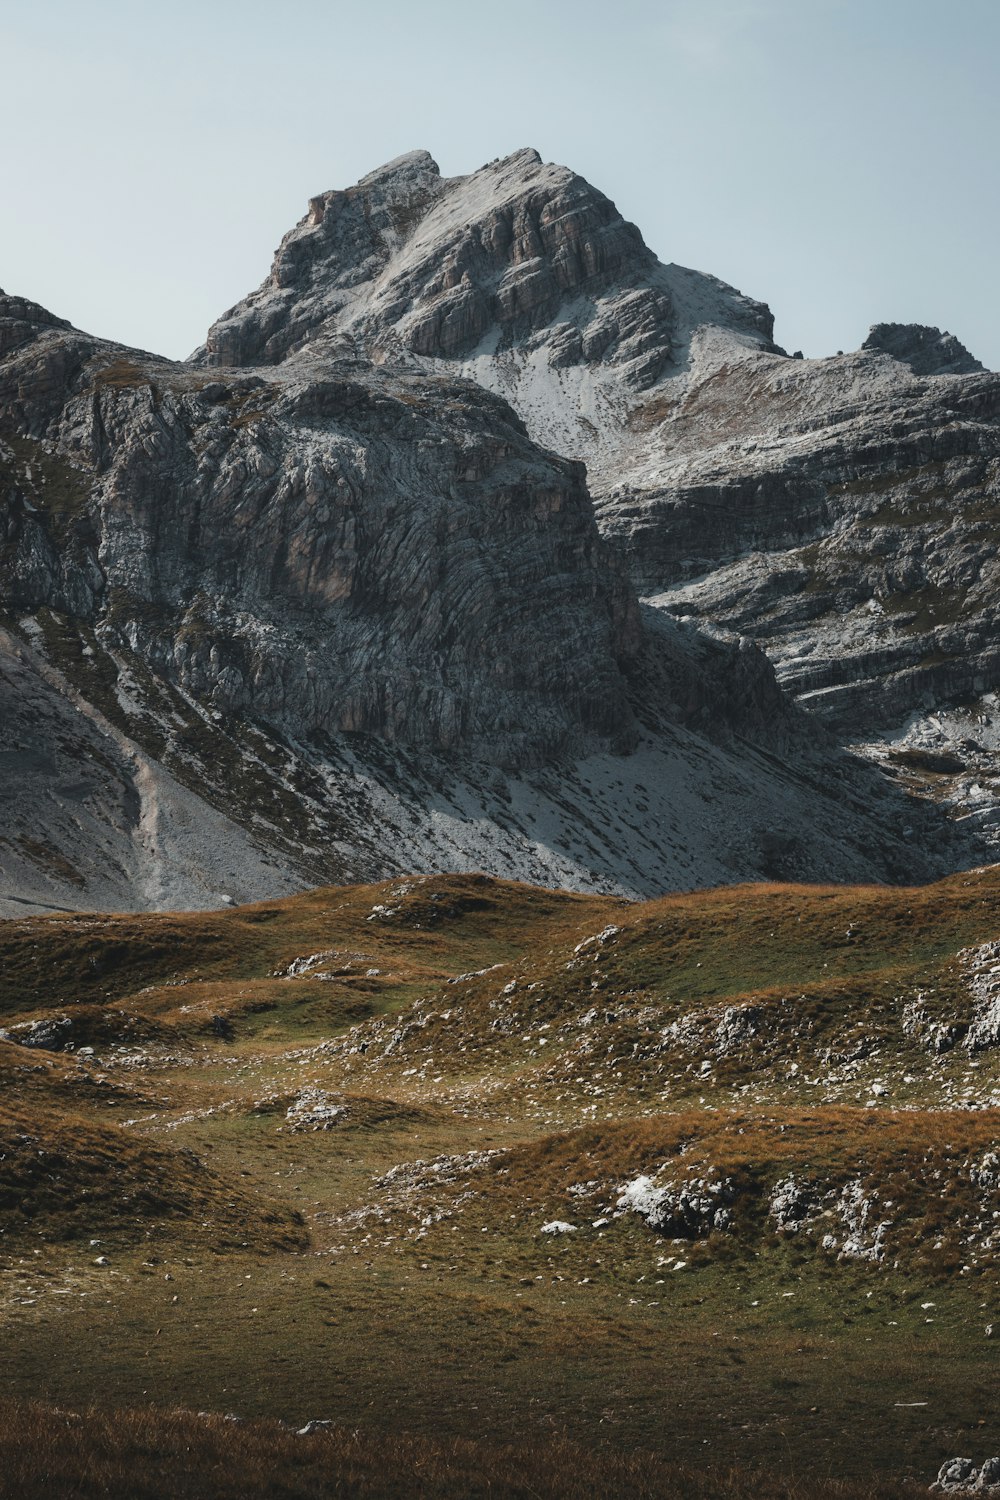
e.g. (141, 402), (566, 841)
(92, 358), (154, 391)
(0, 1100), (307, 1254)
(0, 1399), (918, 1500)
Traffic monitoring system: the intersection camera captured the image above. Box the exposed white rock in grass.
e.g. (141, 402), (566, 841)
(285, 1090), (345, 1130)
(616, 1173), (734, 1237)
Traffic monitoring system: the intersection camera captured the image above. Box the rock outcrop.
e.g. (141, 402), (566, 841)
(861, 322), (984, 376)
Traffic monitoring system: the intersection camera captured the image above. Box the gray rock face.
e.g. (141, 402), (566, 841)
(0, 290), (72, 357)
(862, 322), (984, 376)
(583, 317), (1000, 859)
(2, 295), (639, 768)
(196, 149), (774, 395)
(622, 351), (1000, 713)
(0, 624), (307, 915)
(197, 152), (1000, 820)
(256, 167), (989, 798)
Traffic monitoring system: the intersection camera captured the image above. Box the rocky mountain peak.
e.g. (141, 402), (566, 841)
(356, 147), (442, 185)
(0, 292), (73, 358)
(305, 146), (446, 239)
(1, 152), (992, 913)
(195, 149), (774, 397)
(861, 321), (985, 376)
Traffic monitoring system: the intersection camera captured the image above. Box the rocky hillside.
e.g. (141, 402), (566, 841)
(3, 868), (1000, 1492)
(2, 291), (644, 764)
(0, 161), (992, 912)
(604, 328), (1000, 725)
(209, 149), (1000, 855)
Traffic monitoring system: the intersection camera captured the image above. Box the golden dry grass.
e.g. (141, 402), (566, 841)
(0, 1399), (919, 1499)
(0, 1093), (307, 1253)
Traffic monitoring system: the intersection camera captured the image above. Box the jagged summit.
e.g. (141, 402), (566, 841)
(357, 147), (442, 183)
(195, 148), (775, 391)
(194, 148), (778, 483)
(861, 321), (984, 376)
(0, 292), (73, 357)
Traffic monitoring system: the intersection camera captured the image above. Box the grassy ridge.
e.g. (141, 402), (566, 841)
(2, 868), (1000, 1492)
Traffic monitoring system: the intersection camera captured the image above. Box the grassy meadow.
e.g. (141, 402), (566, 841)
(2, 869), (999, 1494)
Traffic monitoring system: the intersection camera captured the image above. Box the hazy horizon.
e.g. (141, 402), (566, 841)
(3, 0), (997, 367)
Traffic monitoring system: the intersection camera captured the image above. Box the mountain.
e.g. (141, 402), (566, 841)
(6, 152), (1000, 1499)
(605, 326), (1000, 854)
(195, 147), (776, 460)
(204, 149), (1000, 856)
(0, 157), (990, 912)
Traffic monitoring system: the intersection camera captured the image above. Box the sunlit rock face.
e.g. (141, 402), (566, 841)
(194, 148), (773, 393)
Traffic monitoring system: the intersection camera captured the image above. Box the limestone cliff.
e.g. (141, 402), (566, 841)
(2, 293), (640, 768)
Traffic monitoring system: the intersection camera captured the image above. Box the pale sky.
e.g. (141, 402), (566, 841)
(2, 0), (997, 366)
